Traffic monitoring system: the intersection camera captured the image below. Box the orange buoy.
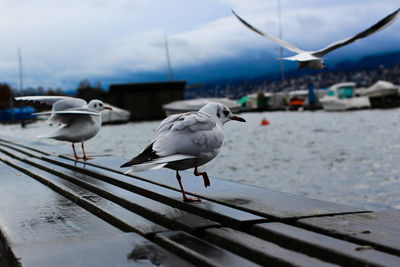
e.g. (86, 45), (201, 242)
(260, 118), (270, 126)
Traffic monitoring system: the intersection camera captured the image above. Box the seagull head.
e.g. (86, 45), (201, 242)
(88, 99), (112, 112)
(199, 102), (246, 125)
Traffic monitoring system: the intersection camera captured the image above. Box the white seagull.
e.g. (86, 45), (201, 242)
(14, 96), (111, 160)
(232, 8), (400, 70)
(121, 102), (246, 202)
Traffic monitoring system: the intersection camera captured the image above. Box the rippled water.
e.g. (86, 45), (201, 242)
(2, 108), (399, 211)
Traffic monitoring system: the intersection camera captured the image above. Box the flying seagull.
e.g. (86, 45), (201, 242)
(232, 8), (400, 70)
(121, 102), (246, 202)
(15, 96), (111, 160)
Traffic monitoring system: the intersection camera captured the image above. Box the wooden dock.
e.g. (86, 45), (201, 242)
(0, 136), (399, 266)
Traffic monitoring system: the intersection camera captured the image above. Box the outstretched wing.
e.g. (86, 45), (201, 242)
(232, 10), (305, 54)
(34, 109), (100, 117)
(14, 96), (81, 106)
(35, 108), (99, 126)
(313, 7), (400, 57)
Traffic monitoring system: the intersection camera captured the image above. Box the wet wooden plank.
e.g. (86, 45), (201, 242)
(14, 232), (195, 267)
(30, 157), (220, 233)
(0, 146), (220, 233)
(0, 136), (69, 156)
(0, 153), (167, 236)
(297, 212), (400, 256)
(0, 161), (121, 246)
(47, 156), (266, 227)
(63, 154), (367, 220)
(0, 142), (266, 229)
(250, 222), (400, 267)
(0, 138), (367, 220)
(154, 231), (260, 267)
(203, 227), (338, 267)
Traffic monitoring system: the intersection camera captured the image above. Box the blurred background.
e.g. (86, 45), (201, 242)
(1, 0), (400, 211)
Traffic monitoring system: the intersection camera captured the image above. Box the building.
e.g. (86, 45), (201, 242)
(108, 81), (186, 121)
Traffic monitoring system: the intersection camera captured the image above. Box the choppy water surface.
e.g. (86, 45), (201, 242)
(2, 109), (399, 211)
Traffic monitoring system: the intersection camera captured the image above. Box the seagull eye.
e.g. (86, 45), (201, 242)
(223, 110), (229, 116)
(94, 104), (97, 108)
(99, 103), (103, 106)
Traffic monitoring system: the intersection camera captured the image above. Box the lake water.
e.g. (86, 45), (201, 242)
(1, 108), (399, 211)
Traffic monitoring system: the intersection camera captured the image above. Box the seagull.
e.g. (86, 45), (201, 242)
(14, 96), (111, 160)
(120, 102), (246, 202)
(232, 8), (400, 70)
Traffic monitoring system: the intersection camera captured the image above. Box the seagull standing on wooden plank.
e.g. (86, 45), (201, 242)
(121, 102), (246, 202)
(232, 8), (400, 70)
(14, 96), (111, 160)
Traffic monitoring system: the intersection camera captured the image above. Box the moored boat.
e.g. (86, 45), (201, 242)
(320, 82), (370, 111)
(357, 80), (400, 109)
(162, 98), (241, 116)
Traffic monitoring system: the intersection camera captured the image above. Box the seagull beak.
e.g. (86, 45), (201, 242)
(104, 106), (112, 110)
(231, 115), (246, 122)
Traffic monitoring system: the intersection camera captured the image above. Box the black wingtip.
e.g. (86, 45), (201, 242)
(120, 162), (130, 168)
(120, 142), (158, 168)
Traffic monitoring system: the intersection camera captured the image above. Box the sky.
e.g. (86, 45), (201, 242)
(0, 0), (399, 91)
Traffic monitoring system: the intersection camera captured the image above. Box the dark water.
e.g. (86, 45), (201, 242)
(2, 108), (399, 211)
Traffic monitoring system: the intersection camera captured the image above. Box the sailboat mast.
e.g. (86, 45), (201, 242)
(277, 0), (285, 83)
(164, 35), (174, 81)
(18, 47), (24, 91)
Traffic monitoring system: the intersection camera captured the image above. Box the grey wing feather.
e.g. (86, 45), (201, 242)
(14, 96), (81, 106)
(52, 98), (87, 112)
(153, 113), (182, 141)
(152, 112), (223, 157)
(232, 10), (304, 54)
(46, 108), (98, 126)
(313, 7), (400, 57)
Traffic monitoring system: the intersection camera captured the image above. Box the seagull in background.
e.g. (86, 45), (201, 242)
(14, 96), (111, 160)
(232, 8), (400, 70)
(121, 102), (246, 202)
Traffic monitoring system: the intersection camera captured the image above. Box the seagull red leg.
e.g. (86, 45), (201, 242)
(176, 171), (200, 202)
(72, 143), (81, 160)
(81, 142), (92, 161)
(194, 166), (210, 187)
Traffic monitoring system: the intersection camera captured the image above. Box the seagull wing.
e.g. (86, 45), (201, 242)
(121, 111), (223, 173)
(232, 10), (305, 54)
(14, 96), (79, 106)
(313, 7), (400, 57)
(36, 108), (99, 126)
(153, 112), (223, 157)
(34, 109), (100, 116)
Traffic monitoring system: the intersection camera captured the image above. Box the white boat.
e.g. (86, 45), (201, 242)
(356, 80), (400, 109)
(162, 98), (241, 116)
(101, 104), (131, 124)
(320, 82), (370, 111)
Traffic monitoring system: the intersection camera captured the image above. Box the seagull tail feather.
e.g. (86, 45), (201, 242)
(123, 162), (167, 173)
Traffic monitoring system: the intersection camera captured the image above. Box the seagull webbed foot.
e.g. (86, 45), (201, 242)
(194, 166), (210, 187)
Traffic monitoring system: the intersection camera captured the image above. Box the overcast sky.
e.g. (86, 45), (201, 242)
(0, 0), (399, 90)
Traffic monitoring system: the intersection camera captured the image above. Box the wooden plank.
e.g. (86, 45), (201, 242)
(14, 232), (195, 267)
(154, 231), (260, 267)
(0, 161), (121, 245)
(203, 227), (338, 267)
(2, 138), (367, 220)
(0, 136), (69, 156)
(29, 157), (221, 233)
(0, 142), (266, 229)
(250, 222), (400, 267)
(297, 212), (400, 256)
(46, 155), (266, 227)
(0, 153), (168, 236)
(63, 154), (367, 220)
(0, 146), (220, 234)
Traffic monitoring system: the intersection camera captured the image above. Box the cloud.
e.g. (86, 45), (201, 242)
(0, 0), (399, 90)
